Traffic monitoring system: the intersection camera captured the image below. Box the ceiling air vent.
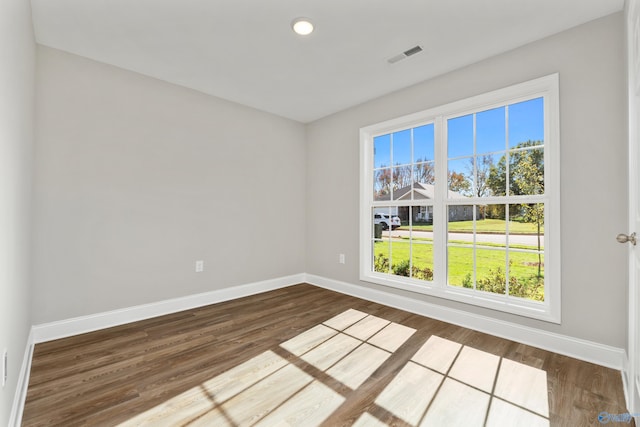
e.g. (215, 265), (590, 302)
(387, 45), (424, 64)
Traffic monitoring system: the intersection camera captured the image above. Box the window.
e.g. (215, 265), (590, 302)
(360, 75), (560, 322)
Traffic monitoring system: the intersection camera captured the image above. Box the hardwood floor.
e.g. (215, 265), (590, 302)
(22, 284), (630, 426)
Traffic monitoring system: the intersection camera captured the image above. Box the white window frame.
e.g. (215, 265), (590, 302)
(359, 74), (561, 323)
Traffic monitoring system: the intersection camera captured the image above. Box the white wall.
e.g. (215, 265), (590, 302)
(0, 0), (35, 423)
(33, 47), (306, 323)
(306, 13), (627, 347)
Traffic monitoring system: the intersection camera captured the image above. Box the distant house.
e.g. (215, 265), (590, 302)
(379, 182), (479, 223)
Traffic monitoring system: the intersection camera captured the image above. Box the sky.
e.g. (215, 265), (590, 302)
(374, 97), (544, 169)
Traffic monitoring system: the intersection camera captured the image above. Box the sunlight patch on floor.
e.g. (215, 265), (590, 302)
(374, 361), (443, 425)
(486, 398), (549, 427)
(369, 322), (417, 352)
(343, 314), (391, 341)
(353, 412), (389, 426)
(371, 334), (550, 426)
(423, 377), (491, 425)
(494, 358), (549, 417)
(326, 342), (391, 389)
(300, 332), (361, 371)
(411, 334), (462, 373)
(448, 346), (500, 393)
(322, 308), (368, 330)
(279, 324), (337, 357)
(118, 309), (549, 426)
(253, 380), (345, 426)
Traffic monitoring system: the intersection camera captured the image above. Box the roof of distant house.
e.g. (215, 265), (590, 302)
(377, 182), (467, 201)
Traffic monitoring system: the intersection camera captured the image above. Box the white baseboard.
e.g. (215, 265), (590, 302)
(622, 354), (631, 411)
(637, 376), (640, 412)
(8, 330), (34, 427)
(621, 353), (640, 415)
(305, 274), (626, 371)
(31, 273), (305, 344)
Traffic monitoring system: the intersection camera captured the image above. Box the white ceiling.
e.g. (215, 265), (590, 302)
(31, 0), (624, 123)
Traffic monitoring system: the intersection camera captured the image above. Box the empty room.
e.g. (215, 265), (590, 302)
(2, 0), (640, 425)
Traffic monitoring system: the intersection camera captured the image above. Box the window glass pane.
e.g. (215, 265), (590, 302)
(448, 246), (474, 288)
(447, 204), (474, 288)
(477, 204), (506, 246)
(373, 207), (391, 274)
(508, 203), (544, 249)
(508, 97), (544, 148)
(448, 114), (473, 158)
(412, 242), (434, 281)
(408, 205), (430, 232)
(509, 148), (544, 196)
(373, 207), (399, 232)
(374, 134), (391, 168)
(374, 168), (391, 201)
(508, 251), (544, 301)
(393, 129), (412, 166)
(414, 124), (434, 162)
(487, 154), (507, 196)
(448, 158), (472, 198)
(447, 204), (474, 235)
(373, 240), (390, 274)
(373, 207), (389, 235)
(507, 202), (544, 301)
(391, 242), (411, 278)
(397, 206), (410, 228)
(392, 166), (412, 200)
(414, 162), (435, 190)
(476, 106), (505, 155)
(447, 204), (475, 226)
(475, 154), (500, 198)
(412, 205), (433, 225)
(475, 249), (506, 295)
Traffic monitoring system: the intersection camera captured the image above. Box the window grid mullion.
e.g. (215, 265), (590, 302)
(505, 106), (510, 297)
(434, 115), (447, 287)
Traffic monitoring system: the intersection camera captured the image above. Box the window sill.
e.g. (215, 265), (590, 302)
(360, 272), (560, 324)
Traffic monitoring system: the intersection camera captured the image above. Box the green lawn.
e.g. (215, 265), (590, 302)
(400, 235), (542, 251)
(374, 240), (544, 300)
(404, 219), (543, 234)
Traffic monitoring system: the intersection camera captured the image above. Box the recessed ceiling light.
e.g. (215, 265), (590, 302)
(292, 18), (314, 36)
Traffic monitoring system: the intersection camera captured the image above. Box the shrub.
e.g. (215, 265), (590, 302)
(476, 267), (506, 295)
(461, 273), (473, 288)
(373, 254), (433, 281)
(374, 253), (543, 301)
(412, 265), (434, 281)
(393, 259), (411, 277)
(374, 253), (389, 273)
(475, 263), (544, 301)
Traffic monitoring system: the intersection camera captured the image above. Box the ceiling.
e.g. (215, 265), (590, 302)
(30, 0), (624, 123)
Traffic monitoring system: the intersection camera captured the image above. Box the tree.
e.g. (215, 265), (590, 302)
(513, 155), (544, 277)
(472, 155), (494, 198)
(487, 140), (544, 196)
(374, 168), (391, 199)
(467, 155), (494, 219)
(448, 171), (471, 195)
(487, 140), (544, 277)
(414, 159), (435, 184)
(374, 163), (415, 199)
(392, 164), (413, 191)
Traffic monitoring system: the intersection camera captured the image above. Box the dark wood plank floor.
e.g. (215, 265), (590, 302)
(22, 284), (630, 426)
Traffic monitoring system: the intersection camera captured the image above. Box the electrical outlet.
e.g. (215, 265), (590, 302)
(2, 349), (7, 388)
(195, 260), (204, 273)
(339, 254), (345, 264)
